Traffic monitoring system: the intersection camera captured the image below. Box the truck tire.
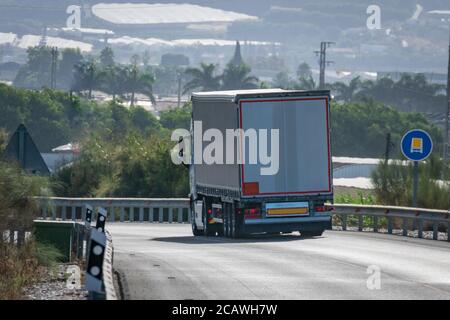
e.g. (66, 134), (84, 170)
(223, 203), (231, 238)
(192, 223), (203, 236)
(230, 203), (242, 238)
(191, 200), (202, 236)
(300, 230), (324, 238)
(230, 207), (235, 238)
(203, 199), (215, 236)
(221, 205), (227, 237)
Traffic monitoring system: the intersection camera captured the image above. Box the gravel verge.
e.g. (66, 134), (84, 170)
(23, 264), (88, 300)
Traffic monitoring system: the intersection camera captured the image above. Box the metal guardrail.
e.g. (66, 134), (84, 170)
(327, 204), (450, 242)
(36, 198), (449, 241)
(102, 230), (117, 300)
(37, 197), (190, 223)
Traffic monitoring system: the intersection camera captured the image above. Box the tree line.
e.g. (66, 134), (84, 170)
(12, 45), (262, 105)
(273, 63), (447, 115)
(183, 62), (259, 92)
(14, 46), (157, 106)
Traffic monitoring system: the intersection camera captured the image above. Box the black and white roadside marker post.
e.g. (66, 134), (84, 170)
(96, 207), (107, 233)
(84, 204), (93, 228)
(83, 205), (93, 259)
(86, 227), (106, 300)
(85, 207), (108, 299)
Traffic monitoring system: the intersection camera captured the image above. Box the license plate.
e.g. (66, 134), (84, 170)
(266, 202), (309, 216)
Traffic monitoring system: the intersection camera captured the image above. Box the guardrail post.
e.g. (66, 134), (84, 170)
(387, 217), (393, 234)
(62, 206), (67, 221)
(109, 207), (115, 222)
(417, 219), (423, 238)
(42, 207), (47, 219)
(373, 216), (378, 233)
(51, 205), (56, 220)
(358, 215), (363, 232)
(158, 208), (163, 223)
(149, 207), (154, 222)
(402, 218), (408, 236)
(432, 222), (438, 240)
(71, 206), (76, 221)
(178, 208), (183, 223)
(120, 207), (125, 222)
(139, 207), (144, 222)
(341, 214), (347, 231)
(17, 228), (25, 247)
(129, 207), (134, 222)
(168, 207), (174, 223)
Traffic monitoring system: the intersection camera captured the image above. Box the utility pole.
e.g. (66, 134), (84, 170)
(39, 26), (48, 47)
(314, 41), (334, 89)
(50, 47), (58, 89)
(177, 72), (182, 108)
(384, 133), (395, 162)
(443, 31), (450, 170)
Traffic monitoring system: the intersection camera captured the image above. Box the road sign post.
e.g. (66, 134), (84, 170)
(412, 161), (419, 207)
(401, 129), (433, 207)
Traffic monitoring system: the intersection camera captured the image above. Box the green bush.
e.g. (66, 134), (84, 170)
(53, 132), (189, 198)
(371, 156), (450, 209)
(34, 242), (64, 268)
(0, 161), (51, 233)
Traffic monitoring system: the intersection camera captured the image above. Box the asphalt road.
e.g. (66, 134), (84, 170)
(108, 223), (450, 299)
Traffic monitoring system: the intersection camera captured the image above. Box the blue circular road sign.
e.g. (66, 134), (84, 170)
(401, 129), (433, 161)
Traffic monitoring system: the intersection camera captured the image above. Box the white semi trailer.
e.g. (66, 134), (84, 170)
(187, 89), (333, 238)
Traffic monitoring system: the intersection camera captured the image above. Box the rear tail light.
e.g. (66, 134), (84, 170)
(314, 205), (331, 212)
(244, 208), (261, 219)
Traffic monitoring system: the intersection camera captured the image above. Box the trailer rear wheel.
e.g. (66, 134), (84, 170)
(230, 207), (236, 238)
(191, 200), (202, 236)
(230, 203), (242, 238)
(300, 230), (324, 238)
(203, 199), (215, 236)
(223, 203), (231, 237)
(192, 223), (202, 236)
(222, 211), (227, 237)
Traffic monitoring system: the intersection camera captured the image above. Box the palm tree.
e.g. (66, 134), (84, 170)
(297, 75), (316, 90)
(72, 59), (98, 99)
(221, 63), (259, 90)
(183, 63), (221, 93)
(122, 65), (155, 106)
(97, 64), (124, 100)
(332, 76), (361, 102)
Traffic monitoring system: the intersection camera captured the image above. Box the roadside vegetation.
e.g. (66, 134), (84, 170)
(0, 161), (62, 299)
(1, 80), (446, 199)
(372, 155), (450, 210)
(0, 45), (448, 207)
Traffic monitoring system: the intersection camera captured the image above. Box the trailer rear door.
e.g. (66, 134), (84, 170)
(239, 96), (331, 197)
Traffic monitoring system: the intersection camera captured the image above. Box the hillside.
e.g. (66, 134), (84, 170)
(0, 1), (449, 74)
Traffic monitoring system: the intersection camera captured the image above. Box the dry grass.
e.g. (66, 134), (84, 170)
(0, 241), (41, 299)
(0, 240), (63, 300)
(0, 160), (56, 299)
